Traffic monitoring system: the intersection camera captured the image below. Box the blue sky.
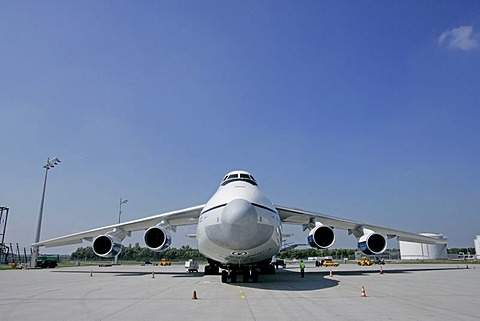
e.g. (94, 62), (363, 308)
(1, 1), (479, 254)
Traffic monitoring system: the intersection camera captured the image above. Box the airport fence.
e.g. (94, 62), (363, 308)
(0, 243), (30, 265)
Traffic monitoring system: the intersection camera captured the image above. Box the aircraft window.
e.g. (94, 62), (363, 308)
(221, 173), (257, 186)
(249, 175), (256, 182)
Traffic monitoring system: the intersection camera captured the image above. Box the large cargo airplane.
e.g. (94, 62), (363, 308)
(32, 170), (445, 283)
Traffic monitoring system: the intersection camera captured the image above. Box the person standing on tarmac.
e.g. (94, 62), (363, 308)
(300, 260), (306, 278)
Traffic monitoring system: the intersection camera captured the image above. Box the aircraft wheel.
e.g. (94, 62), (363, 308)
(243, 269), (250, 283)
(230, 270), (237, 283)
(221, 270), (228, 283)
(269, 265), (276, 274)
(252, 269), (259, 283)
(204, 265), (212, 275)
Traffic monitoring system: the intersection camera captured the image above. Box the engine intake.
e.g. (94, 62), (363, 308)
(92, 234), (122, 258)
(357, 233), (387, 255)
(144, 225), (172, 251)
(307, 225), (335, 249)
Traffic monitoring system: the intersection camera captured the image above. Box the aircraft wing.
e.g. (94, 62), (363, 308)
(32, 204), (205, 248)
(275, 205), (447, 244)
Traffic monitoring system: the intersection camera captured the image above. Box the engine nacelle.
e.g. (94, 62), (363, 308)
(144, 225), (172, 252)
(357, 232), (387, 255)
(307, 225), (335, 249)
(92, 234), (122, 258)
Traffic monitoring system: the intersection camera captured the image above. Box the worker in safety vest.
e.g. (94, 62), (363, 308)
(299, 260), (305, 278)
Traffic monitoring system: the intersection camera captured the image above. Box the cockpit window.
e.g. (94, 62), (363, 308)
(221, 172), (257, 186)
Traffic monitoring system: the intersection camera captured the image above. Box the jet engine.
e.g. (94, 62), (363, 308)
(357, 232), (387, 255)
(144, 225), (172, 251)
(92, 234), (122, 258)
(307, 225), (335, 249)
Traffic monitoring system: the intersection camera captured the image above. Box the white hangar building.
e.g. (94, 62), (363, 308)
(474, 235), (480, 260)
(399, 233), (448, 260)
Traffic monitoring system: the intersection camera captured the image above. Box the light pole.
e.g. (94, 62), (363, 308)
(114, 197), (127, 265)
(31, 157), (61, 268)
(118, 198), (128, 223)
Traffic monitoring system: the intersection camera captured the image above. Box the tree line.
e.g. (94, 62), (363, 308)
(70, 244), (475, 262)
(70, 243), (205, 262)
(70, 244), (359, 262)
(447, 247), (475, 255)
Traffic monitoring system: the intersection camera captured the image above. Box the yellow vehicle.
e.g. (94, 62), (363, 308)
(357, 257), (373, 266)
(159, 259), (171, 266)
(321, 259), (339, 267)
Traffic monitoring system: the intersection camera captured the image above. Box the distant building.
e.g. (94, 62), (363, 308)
(474, 235), (480, 260)
(399, 233), (447, 260)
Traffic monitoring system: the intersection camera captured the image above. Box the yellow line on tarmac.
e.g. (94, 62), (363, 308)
(237, 284), (246, 299)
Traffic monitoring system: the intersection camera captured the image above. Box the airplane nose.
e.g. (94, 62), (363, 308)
(204, 198), (274, 250)
(221, 199), (257, 226)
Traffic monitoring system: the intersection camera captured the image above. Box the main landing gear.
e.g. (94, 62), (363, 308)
(204, 264), (219, 275)
(203, 259), (264, 283)
(221, 267), (259, 283)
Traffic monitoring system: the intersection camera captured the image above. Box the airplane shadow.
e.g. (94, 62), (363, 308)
(52, 268), (337, 291)
(52, 269), (202, 278)
(52, 265), (468, 291)
(237, 269), (339, 291)
(321, 266), (468, 276)
(228, 266), (469, 291)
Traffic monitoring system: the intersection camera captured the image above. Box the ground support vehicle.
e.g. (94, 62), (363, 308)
(160, 259), (171, 266)
(321, 259), (339, 267)
(36, 254), (59, 268)
(373, 258), (385, 265)
(185, 259), (199, 272)
(357, 257), (374, 266)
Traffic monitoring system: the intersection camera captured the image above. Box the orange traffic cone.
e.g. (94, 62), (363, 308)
(329, 269), (333, 278)
(380, 266), (384, 274)
(192, 290), (198, 300)
(361, 286), (367, 297)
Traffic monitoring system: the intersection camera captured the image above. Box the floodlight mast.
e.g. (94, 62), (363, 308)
(114, 197), (128, 265)
(118, 198), (128, 224)
(31, 157), (61, 267)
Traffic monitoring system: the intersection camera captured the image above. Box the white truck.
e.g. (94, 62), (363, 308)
(184, 259), (199, 273)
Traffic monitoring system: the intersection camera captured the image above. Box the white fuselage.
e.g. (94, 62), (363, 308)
(196, 177), (282, 265)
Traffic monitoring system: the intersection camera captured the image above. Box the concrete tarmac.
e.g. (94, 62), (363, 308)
(0, 262), (478, 320)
